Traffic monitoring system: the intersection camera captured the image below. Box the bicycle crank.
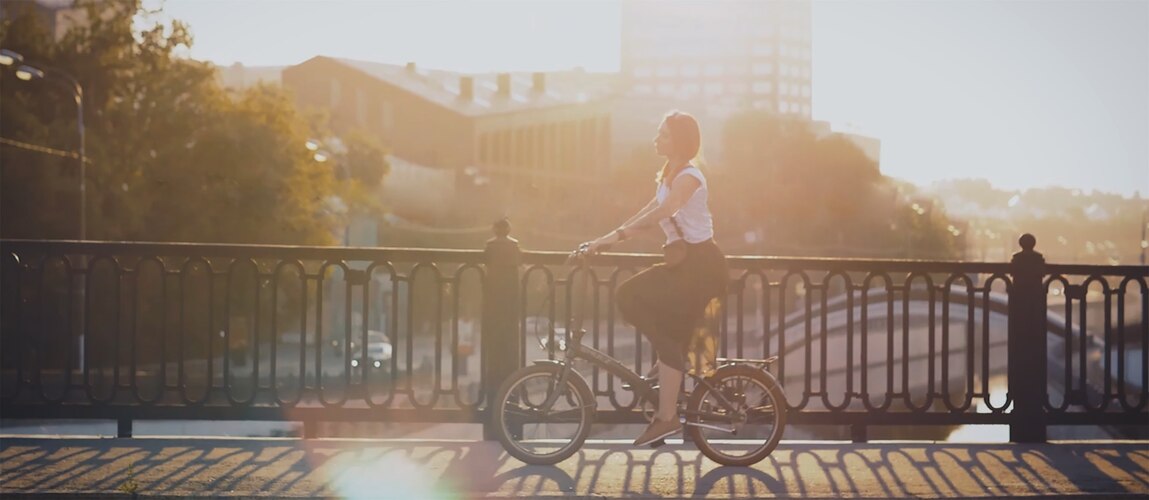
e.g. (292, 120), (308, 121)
(684, 421), (737, 434)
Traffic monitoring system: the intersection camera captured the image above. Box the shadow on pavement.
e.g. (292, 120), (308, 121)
(1, 437), (1147, 498)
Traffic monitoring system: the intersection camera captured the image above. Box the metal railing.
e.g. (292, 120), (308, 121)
(2, 229), (1145, 441)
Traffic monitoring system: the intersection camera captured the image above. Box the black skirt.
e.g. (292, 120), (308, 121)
(615, 239), (728, 372)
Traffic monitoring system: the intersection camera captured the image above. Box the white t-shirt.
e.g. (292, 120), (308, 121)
(656, 165), (714, 244)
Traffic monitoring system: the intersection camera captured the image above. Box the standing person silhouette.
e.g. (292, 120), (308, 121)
(582, 110), (728, 446)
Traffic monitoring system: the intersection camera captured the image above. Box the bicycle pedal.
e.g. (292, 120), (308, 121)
(622, 376), (657, 391)
(649, 438), (666, 448)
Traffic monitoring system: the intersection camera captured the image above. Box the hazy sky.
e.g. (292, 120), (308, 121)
(160, 0), (1148, 197)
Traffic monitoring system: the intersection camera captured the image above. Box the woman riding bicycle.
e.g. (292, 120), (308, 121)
(582, 110), (728, 446)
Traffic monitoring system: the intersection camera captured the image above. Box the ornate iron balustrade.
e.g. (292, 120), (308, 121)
(1, 231), (1145, 442)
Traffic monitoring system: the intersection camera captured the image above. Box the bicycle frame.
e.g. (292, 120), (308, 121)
(534, 249), (775, 431)
(536, 327), (762, 432)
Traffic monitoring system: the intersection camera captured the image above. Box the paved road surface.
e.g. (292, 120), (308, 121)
(1, 436), (1147, 498)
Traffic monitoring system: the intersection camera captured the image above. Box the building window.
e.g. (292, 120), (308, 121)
(802, 104), (811, 117)
(634, 84), (653, 95)
(752, 42), (773, 56)
(380, 101), (394, 131)
(356, 88), (366, 125)
(682, 83), (701, 97)
(657, 83), (675, 96)
(514, 128), (524, 168)
(801, 85), (811, 97)
(779, 64), (790, 77)
(635, 65), (652, 77)
(546, 123), (557, 170)
(656, 65), (677, 77)
(779, 84), (788, 96)
(703, 64), (723, 77)
(752, 63), (772, 75)
(480, 133), (491, 164)
(729, 82), (748, 94)
(681, 64), (699, 77)
(499, 131), (511, 166)
(752, 82), (772, 94)
(779, 101), (790, 113)
(703, 82), (724, 97)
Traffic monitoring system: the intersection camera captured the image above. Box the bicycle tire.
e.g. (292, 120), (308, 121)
(492, 363), (596, 465)
(686, 364), (787, 466)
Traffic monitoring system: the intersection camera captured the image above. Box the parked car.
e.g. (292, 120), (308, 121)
(350, 330), (393, 370)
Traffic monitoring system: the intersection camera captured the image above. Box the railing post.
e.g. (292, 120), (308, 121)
(1008, 233), (1047, 442)
(482, 218), (522, 440)
(117, 418), (132, 438)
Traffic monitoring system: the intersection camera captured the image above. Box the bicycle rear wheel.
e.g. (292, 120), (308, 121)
(493, 363), (595, 465)
(686, 364), (786, 466)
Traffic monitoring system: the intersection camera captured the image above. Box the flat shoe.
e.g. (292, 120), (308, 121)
(633, 418), (680, 446)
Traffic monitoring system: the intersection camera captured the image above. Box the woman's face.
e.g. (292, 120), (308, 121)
(654, 121), (674, 158)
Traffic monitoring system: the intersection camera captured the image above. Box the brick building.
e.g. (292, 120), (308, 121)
(283, 57), (615, 221)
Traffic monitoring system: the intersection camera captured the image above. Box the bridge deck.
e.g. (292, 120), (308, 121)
(1, 436), (1146, 498)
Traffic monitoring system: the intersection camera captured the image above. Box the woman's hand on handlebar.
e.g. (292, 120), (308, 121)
(569, 239), (610, 263)
(585, 238), (612, 256)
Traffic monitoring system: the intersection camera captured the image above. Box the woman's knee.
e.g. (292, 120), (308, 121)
(616, 280), (641, 315)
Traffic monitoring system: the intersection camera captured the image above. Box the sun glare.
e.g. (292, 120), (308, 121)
(327, 449), (457, 500)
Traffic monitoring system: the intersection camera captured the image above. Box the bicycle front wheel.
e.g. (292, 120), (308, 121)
(686, 364), (787, 466)
(492, 363), (595, 465)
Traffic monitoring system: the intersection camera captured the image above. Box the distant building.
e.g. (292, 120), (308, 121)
(216, 63), (284, 90)
(0, 0), (114, 41)
(614, 0), (813, 164)
(810, 121), (882, 167)
(283, 57), (614, 220)
(621, 0), (812, 116)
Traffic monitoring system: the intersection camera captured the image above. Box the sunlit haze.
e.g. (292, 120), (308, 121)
(162, 0), (1148, 197)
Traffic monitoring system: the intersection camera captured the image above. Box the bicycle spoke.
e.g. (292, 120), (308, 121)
(495, 366), (592, 465)
(688, 367), (785, 466)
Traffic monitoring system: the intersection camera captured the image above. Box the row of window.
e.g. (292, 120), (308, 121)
(744, 100), (812, 118)
(632, 62), (811, 79)
(330, 80), (396, 131)
(626, 23), (811, 43)
(632, 81), (811, 99)
(477, 117), (610, 171)
(625, 38), (812, 59)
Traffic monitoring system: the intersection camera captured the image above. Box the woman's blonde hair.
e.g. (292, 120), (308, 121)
(656, 110), (702, 185)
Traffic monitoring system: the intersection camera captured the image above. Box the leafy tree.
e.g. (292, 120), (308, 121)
(714, 110), (959, 259)
(340, 130), (389, 188)
(0, 0), (361, 245)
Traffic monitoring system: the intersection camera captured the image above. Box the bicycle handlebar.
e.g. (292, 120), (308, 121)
(567, 242), (611, 265)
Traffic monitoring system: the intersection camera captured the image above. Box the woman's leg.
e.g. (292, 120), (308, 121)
(656, 360), (682, 422)
(617, 265), (692, 445)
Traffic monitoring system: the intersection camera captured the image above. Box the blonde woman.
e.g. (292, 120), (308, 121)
(583, 110), (728, 446)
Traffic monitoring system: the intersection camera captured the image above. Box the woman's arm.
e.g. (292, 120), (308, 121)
(583, 196), (659, 251)
(621, 175), (700, 234)
(621, 196), (659, 228)
(588, 175), (701, 250)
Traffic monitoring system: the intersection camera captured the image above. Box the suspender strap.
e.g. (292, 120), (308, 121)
(670, 215), (685, 240)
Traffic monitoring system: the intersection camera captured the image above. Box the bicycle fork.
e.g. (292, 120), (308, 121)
(533, 360), (595, 417)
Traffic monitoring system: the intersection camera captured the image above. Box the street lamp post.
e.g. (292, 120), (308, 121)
(2, 49), (86, 240)
(1141, 207), (1147, 266)
(2, 49), (88, 372)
